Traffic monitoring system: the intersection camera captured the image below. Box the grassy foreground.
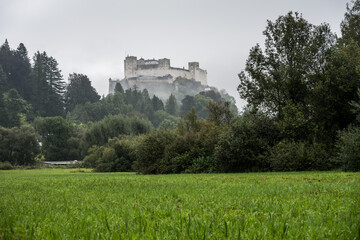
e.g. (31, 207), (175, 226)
(0, 169), (359, 239)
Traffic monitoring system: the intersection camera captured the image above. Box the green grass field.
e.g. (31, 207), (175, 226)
(0, 169), (359, 239)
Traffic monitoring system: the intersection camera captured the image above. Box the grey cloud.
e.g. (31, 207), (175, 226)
(0, 0), (349, 109)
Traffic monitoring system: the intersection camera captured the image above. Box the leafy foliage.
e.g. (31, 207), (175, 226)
(83, 114), (152, 156)
(0, 89), (32, 128)
(341, 0), (360, 45)
(34, 116), (82, 161)
(66, 87), (167, 128)
(133, 130), (176, 174)
(334, 125), (360, 171)
(214, 112), (279, 172)
(181, 90), (238, 120)
(238, 12), (336, 118)
(0, 124), (40, 165)
(207, 101), (235, 126)
(268, 140), (331, 171)
(0, 161), (14, 170)
(133, 109), (221, 174)
(84, 137), (137, 172)
(152, 110), (180, 128)
(64, 73), (100, 112)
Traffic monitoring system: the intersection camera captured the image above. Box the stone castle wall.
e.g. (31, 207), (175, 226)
(108, 56), (208, 97)
(124, 56), (207, 86)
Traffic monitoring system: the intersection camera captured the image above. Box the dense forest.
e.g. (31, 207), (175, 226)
(1, 1), (359, 172)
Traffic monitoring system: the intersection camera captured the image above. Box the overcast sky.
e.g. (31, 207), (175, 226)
(0, 0), (349, 109)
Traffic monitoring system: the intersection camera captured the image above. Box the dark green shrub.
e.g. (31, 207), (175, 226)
(94, 147), (117, 172)
(268, 140), (331, 171)
(214, 112), (279, 172)
(334, 125), (360, 171)
(133, 130), (176, 174)
(187, 156), (215, 173)
(0, 161), (14, 170)
(158, 119), (177, 130)
(83, 145), (104, 168)
(152, 110), (179, 128)
(83, 115), (152, 155)
(110, 138), (137, 172)
(159, 115), (220, 174)
(34, 116), (81, 161)
(84, 137), (138, 172)
(0, 125), (40, 165)
(157, 152), (192, 174)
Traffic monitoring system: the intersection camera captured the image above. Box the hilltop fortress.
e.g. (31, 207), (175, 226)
(109, 56), (208, 99)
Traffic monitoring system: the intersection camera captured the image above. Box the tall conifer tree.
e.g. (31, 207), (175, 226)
(30, 51), (65, 116)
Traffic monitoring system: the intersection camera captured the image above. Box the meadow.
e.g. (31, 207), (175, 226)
(0, 169), (359, 239)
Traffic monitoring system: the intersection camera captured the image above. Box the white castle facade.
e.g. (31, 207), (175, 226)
(108, 56), (207, 94)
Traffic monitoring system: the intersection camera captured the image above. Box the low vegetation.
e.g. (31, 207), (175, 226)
(0, 169), (359, 239)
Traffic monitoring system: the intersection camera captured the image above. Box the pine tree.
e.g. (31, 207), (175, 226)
(30, 51), (65, 116)
(180, 95), (194, 116)
(152, 95), (164, 112)
(64, 73), (100, 112)
(0, 39), (10, 52)
(141, 89), (154, 120)
(0, 65), (7, 94)
(14, 43), (32, 100)
(114, 82), (124, 94)
(165, 94), (179, 116)
(0, 40), (31, 100)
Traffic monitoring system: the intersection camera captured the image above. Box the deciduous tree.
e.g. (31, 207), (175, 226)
(238, 12), (335, 118)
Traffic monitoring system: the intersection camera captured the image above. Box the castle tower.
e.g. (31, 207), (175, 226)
(188, 62), (207, 85)
(158, 58), (170, 69)
(188, 62), (199, 72)
(124, 56), (138, 78)
(189, 62), (199, 79)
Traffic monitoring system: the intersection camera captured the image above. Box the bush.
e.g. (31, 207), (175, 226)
(83, 146), (104, 168)
(152, 110), (179, 128)
(187, 156), (215, 173)
(133, 130), (176, 174)
(158, 119), (177, 130)
(94, 147), (117, 172)
(334, 125), (360, 171)
(84, 137), (138, 172)
(268, 140), (331, 171)
(83, 115), (152, 155)
(157, 115), (220, 174)
(135, 110), (222, 174)
(0, 125), (40, 165)
(0, 161), (14, 170)
(34, 116), (80, 161)
(214, 112), (279, 172)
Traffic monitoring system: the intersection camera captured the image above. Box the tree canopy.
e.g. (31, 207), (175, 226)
(64, 73), (100, 112)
